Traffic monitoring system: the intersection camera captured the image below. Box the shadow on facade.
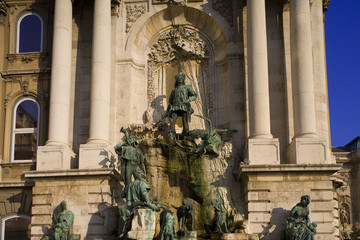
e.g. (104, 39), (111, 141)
(259, 208), (289, 240)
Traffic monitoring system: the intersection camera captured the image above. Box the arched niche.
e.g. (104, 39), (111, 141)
(121, 6), (229, 129)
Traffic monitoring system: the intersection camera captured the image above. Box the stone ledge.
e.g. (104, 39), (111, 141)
(0, 181), (34, 188)
(24, 168), (120, 180)
(238, 163), (341, 178)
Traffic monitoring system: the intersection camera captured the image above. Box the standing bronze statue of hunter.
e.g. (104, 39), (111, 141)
(161, 72), (197, 139)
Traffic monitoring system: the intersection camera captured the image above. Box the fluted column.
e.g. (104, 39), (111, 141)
(247, 0), (272, 139)
(88, 0), (111, 144)
(246, 0), (280, 165)
(37, 0), (74, 170)
(290, 0), (317, 138)
(47, 0), (73, 146)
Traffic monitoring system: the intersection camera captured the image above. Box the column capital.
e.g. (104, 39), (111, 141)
(111, 0), (121, 16)
(323, 0), (330, 12)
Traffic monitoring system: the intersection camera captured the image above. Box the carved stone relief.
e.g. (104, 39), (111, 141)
(147, 26), (214, 129)
(148, 26), (209, 63)
(212, 0), (233, 26)
(153, 0), (202, 5)
(0, 1), (7, 16)
(126, 4), (146, 33)
(334, 169), (353, 239)
(111, 0), (121, 16)
(20, 79), (30, 94)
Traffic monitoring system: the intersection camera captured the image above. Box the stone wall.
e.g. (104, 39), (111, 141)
(239, 164), (341, 240)
(25, 169), (121, 240)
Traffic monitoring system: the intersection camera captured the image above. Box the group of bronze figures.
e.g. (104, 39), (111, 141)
(41, 72), (317, 240)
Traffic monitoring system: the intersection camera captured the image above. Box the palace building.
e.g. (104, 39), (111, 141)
(0, 0), (358, 239)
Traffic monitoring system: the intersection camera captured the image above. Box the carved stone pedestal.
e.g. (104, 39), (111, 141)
(246, 138), (280, 165)
(37, 145), (75, 170)
(210, 233), (258, 240)
(78, 143), (117, 169)
(287, 137), (332, 164)
(127, 209), (156, 240)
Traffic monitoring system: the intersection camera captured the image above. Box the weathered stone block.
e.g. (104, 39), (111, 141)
(32, 205), (53, 215)
(32, 215), (52, 225)
(33, 194), (53, 205)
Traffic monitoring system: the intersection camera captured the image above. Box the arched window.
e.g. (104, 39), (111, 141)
(0, 214), (31, 240)
(11, 97), (40, 162)
(16, 11), (43, 53)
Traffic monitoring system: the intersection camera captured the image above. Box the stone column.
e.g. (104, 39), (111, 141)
(290, 0), (317, 138)
(79, 0), (115, 169)
(246, 0), (279, 165)
(88, 0), (111, 144)
(37, 0), (75, 170)
(287, 0), (331, 164)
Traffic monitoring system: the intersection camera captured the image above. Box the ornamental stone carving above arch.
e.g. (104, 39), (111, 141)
(148, 26), (210, 64)
(126, 4), (146, 33)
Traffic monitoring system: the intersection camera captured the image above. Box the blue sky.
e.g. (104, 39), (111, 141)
(325, 1), (360, 147)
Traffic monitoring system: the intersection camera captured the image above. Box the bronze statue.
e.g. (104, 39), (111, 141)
(162, 72), (197, 139)
(114, 127), (146, 186)
(118, 170), (161, 238)
(53, 201), (74, 240)
(286, 195), (317, 240)
(211, 198), (229, 234)
(41, 201), (76, 240)
(156, 209), (177, 240)
(172, 198), (194, 236)
(205, 191), (229, 235)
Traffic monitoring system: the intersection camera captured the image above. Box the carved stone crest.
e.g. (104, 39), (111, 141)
(126, 4), (146, 33)
(148, 26), (208, 64)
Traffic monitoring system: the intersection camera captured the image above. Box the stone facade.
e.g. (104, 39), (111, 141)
(0, 0), (358, 239)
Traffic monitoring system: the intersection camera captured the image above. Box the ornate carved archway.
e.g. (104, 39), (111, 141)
(146, 26), (215, 130)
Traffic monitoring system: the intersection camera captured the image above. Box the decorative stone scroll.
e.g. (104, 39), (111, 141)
(212, 0), (233, 26)
(126, 4), (146, 33)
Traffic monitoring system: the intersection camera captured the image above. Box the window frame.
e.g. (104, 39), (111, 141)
(0, 213), (31, 240)
(10, 97), (40, 163)
(15, 11), (44, 53)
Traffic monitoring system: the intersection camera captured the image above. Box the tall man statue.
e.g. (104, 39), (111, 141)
(162, 72), (197, 139)
(114, 127), (146, 187)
